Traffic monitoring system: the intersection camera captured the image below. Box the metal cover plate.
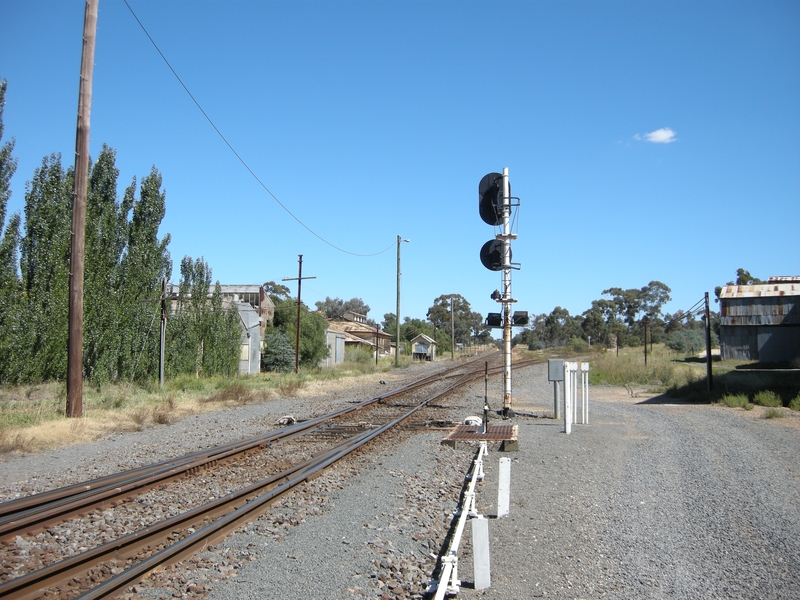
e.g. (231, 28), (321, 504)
(444, 424), (518, 442)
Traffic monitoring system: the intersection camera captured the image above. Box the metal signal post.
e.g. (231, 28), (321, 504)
(500, 169), (513, 415)
(478, 168), (523, 418)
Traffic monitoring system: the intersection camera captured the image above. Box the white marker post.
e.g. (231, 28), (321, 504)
(497, 457), (511, 518)
(472, 517), (491, 590)
(581, 362), (590, 424)
(563, 362), (573, 434)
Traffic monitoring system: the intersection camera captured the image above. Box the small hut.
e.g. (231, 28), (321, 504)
(411, 334), (436, 361)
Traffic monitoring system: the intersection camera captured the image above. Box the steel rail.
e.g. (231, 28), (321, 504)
(0, 358), (486, 541)
(0, 359), (486, 600)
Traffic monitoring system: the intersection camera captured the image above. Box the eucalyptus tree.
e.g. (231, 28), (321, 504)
(426, 294), (483, 348)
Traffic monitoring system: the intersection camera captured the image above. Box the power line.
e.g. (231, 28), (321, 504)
(122, 0), (394, 258)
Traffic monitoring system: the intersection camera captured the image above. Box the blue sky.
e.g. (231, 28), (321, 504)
(2, 1), (798, 329)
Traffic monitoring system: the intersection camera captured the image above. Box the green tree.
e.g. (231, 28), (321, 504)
(543, 306), (582, 347)
(0, 79), (21, 381)
(602, 281), (672, 345)
(715, 268), (765, 301)
(0, 80), (17, 230)
(83, 145), (131, 383)
(316, 296), (372, 322)
(202, 282), (240, 376)
(262, 329), (295, 372)
(263, 280), (291, 303)
(167, 257), (239, 377)
(19, 154), (73, 381)
(273, 297), (328, 367)
(426, 294), (483, 350)
(116, 169), (172, 381)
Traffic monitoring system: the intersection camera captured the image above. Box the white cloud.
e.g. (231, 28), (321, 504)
(637, 127), (677, 143)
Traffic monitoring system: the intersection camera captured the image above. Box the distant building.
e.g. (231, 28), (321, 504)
(718, 276), (800, 363)
(411, 334), (437, 361)
(320, 329), (346, 368)
(326, 311), (392, 359)
(167, 284), (275, 375)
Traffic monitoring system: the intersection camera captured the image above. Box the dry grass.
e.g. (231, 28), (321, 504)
(201, 384), (259, 405)
(0, 355), (447, 454)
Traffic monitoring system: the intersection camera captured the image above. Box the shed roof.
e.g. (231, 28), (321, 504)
(719, 281), (800, 299)
(327, 318), (391, 338)
(410, 334), (436, 345)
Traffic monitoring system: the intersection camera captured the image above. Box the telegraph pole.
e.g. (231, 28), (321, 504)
(67, 0), (99, 418)
(282, 255), (316, 374)
(704, 292), (713, 391)
(159, 277), (167, 388)
(395, 236), (409, 367)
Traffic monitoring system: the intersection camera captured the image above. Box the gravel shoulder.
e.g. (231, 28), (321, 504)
(2, 360), (799, 599)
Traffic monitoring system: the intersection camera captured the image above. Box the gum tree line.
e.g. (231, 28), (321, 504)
(514, 280), (720, 352)
(0, 81), (239, 384)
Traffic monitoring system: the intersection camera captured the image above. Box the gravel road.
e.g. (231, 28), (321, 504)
(2, 359), (799, 599)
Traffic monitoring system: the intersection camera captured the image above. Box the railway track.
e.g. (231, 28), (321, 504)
(0, 355), (534, 599)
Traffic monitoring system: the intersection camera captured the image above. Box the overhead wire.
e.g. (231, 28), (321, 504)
(122, 0), (394, 258)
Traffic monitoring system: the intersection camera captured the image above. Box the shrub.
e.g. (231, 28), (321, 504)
(753, 390), (782, 408)
(566, 337), (590, 353)
(720, 394), (749, 409)
(528, 341), (545, 351)
(345, 346), (374, 364)
(762, 408), (784, 419)
(262, 330), (295, 373)
(789, 394), (800, 412)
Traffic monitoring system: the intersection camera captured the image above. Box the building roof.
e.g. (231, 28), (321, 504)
(327, 318), (391, 339)
(719, 280), (800, 299)
(410, 334), (436, 345)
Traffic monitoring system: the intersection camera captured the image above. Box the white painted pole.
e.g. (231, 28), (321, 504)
(564, 362), (572, 434)
(572, 368), (578, 425)
(581, 363), (589, 424)
(497, 457), (511, 518)
(553, 380), (560, 420)
(472, 517), (491, 590)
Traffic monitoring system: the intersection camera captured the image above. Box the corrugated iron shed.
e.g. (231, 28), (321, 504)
(719, 278), (800, 362)
(719, 282), (799, 326)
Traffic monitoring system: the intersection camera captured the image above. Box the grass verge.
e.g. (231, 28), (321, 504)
(0, 355), (417, 455)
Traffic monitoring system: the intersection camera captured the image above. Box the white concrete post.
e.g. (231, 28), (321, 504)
(472, 517), (491, 590)
(497, 457), (511, 518)
(581, 362), (589, 425)
(563, 362), (572, 434)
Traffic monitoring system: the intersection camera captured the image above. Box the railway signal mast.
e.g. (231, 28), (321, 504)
(479, 168), (526, 417)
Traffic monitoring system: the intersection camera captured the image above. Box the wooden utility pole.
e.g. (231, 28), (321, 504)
(704, 292), (713, 391)
(67, 0), (99, 418)
(643, 318), (648, 367)
(395, 236), (409, 367)
(282, 255), (315, 374)
(159, 277), (167, 388)
(450, 297), (455, 360)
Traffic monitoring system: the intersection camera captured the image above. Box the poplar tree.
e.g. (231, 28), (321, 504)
(167, 256), (239, 377)
(19, 154), (73, 381)
(0, 79), (21, 381)
(116, 168), (172, 381)
(83, 145), (130, 382)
